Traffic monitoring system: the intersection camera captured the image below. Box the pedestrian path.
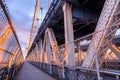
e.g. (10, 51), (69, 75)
(14, 62), (57, 80)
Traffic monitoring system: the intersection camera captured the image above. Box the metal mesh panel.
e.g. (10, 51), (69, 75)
(0, 0), (23, 70)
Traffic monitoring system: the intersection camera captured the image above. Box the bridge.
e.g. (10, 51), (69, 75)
(0, 0), (120, 80)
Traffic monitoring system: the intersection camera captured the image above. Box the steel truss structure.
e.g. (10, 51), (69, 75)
(27, 0), (120, 80)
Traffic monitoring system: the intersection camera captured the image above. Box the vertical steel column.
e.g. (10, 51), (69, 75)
(46, 33), (52, 74)
(32, 50), (35, 61)
(46, 33), (52, 64)
(95, 51), (101, 80)
(62, 2), (75, 66)
(42, 35), (46, 63)
(39, 40), (43, 62)
(34, 47), (37, 62)
(36, 44), (39, 62)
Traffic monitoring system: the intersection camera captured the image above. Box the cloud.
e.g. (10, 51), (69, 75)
(5, 0), (51, 56)
(5, 0), (35, 53)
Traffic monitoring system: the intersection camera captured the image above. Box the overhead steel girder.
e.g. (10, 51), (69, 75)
(66, 0), (79, 7)
(50, 6), (99, 28)
(66, 0), (105, 9)
(73, 7), (99, 20)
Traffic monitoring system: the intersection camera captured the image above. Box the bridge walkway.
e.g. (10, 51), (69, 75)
(14, 62), (57, 80)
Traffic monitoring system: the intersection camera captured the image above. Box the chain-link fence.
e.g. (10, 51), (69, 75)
(0, 0), (24, 80)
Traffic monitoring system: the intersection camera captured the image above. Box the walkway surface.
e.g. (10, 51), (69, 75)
(14, 62), (57, 80)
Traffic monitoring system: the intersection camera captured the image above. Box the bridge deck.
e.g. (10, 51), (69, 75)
(14, 62), (57, 80)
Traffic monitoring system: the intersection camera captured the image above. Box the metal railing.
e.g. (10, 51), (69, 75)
(0, 67), (8, 80)
(29, 61), (120, 80)
(8, 63), (23, 80)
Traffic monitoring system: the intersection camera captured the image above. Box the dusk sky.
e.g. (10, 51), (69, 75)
(5, 0), (120, 57)
(5, 0), (50, 56)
